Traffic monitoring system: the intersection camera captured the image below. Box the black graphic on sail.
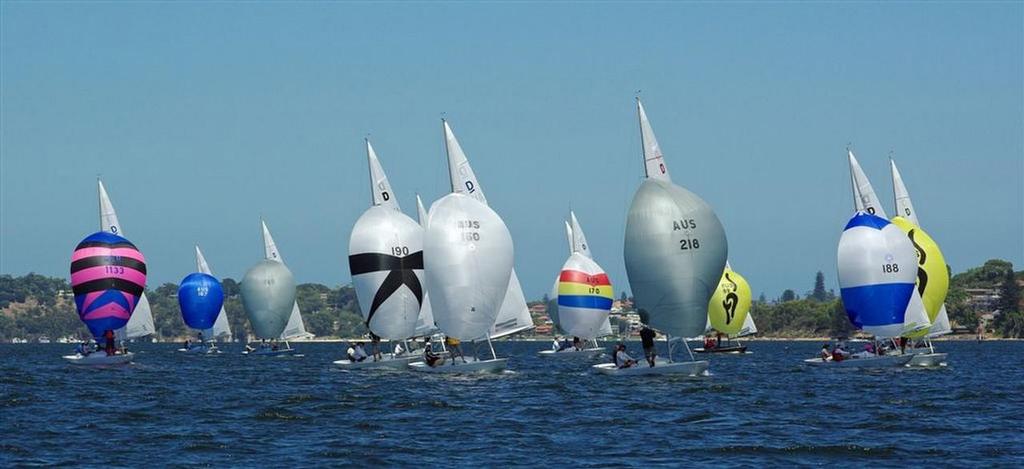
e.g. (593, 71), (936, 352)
(722, 272), (739, 324)
(909, 229), (929, 296)
(348, 251), (424, 326)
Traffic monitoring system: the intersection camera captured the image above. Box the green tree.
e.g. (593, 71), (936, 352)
(811, 271), (829, 302)
(781, 289), (797, 302)
(995, 266), (1021, 334)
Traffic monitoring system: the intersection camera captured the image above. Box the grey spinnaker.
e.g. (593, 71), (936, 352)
(240, 259), (297, 339)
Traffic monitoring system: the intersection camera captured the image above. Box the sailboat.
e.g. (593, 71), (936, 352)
(177, 246), (232, 354)
(888, 159), (950, 367)
(807, 210), (925, 367)
(695, 262), (752, 354)
(336, 140), (427, 369)
(176, 268), (224, 355)
(240, 219), (301, 356)
(196, 246), (233, 344)
(97, 180), (156, 344)
(64, 230), (147, 365)
(539, 211), (613, 358)
(594, 99), (727, 376)
(408, 120), (517, 373)
(843, 151), (933, 339)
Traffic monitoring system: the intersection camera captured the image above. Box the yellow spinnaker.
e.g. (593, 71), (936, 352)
(890, 217), (949, 325)
(708, 268), (751, 336)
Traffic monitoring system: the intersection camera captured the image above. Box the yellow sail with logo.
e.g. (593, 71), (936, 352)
(889, 217), (949, 327)
(707, 267), (751, 336)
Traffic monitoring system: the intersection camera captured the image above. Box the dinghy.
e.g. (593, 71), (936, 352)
(97, 181), (155, 345)
(192, 245), (232, 353)
(66, 229), (148, 366)
(339, 140), (429, 370)
(63, 352), (136, 366)
(888, 159), (950, 367)
(240, 219), (300, 356)
(408, 120), (516, 374)
(177, 262), (225, 355)
(594, 99), (724, 376)
(818, 207), (930, 369)
(540, 212), (612, 359)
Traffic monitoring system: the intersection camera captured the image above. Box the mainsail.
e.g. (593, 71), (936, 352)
(97, 180), (155, 340)
(624, 100), (728, 339)
(443, 120), (533, 340)
(196, 245), (232, 341)
(348, 140), (424, 340)
(848, 150), (888, 218)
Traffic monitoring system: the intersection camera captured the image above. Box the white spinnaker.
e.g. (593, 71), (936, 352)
(349, 208), (424, 340)
(424, 194), (513, 341)
(637, 99), (670, 182)
(196, 245), (232, 341)
(569, 211), (591, 258)
(260, 219), (310, 340)
(557, 253), (611, 339)
(890, 159), (919, 226)
(367, 140), (400, 211)
(443, 120), (532, 340)
(848, 150), (888, 218)
(98, 180), (155, 340)
(412, 194), (438, 337)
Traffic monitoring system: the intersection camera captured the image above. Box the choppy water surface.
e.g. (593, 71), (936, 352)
(1, 341), (1021, 466)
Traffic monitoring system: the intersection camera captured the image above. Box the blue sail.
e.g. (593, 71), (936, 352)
(178, 273), (224, 330)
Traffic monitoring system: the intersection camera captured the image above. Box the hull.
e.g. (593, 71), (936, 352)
(694, 345), (747, 354)
(407, 357), (507, 374)
(908, 352), (948, 367)
(63, 352), (134, 366)
(243, 347), (298, 357)
(803, 354), (913, 368)
(537, 347), (604, 358)
(592, 360), (709, 376)
(333, 354), (420, 370)
(178, 344), (220, 354)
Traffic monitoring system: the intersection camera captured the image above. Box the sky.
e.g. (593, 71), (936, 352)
(2, 2), (1022, 301)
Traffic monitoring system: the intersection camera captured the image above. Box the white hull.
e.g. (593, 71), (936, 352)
(803, 354), (913, 368)
(408, 357), (508, 374)
(178, 344), (221, 354)
(537, 347), (604, 358)
(907, 352), (948, 367)
(333, 354), (420, 370)
(63, 352), (134, 366)
(592, 359), (709, 376)
(243, 347), (298, 357)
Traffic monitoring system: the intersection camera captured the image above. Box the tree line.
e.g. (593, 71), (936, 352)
(1, 258), (1021, 340)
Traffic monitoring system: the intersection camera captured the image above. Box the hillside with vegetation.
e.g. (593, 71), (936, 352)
(1, 259), (1021, 341)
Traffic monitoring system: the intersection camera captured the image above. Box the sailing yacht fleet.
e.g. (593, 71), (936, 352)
(64, 99), (952, 373)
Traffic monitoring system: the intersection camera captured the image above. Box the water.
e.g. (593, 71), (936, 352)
(1, 341), (1021, 466)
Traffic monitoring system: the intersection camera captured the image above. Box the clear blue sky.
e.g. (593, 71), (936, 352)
(2, 2), (1021, 301)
